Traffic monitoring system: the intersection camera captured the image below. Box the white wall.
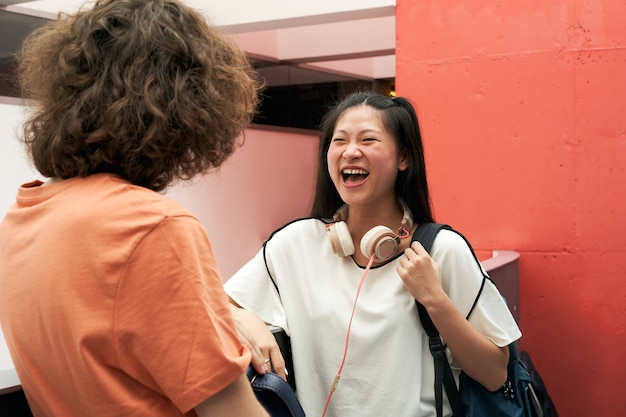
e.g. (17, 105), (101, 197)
(0, 101), (40, 220)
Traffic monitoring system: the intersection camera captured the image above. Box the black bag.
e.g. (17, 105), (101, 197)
(413, 222), (555, 417)
(520, 351), (559, 417)
(246, 366), (306, 417)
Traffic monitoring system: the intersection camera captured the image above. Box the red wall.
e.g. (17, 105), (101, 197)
(396, 1), (626, 416)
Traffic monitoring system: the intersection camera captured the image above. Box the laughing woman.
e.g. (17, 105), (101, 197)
(225, 92), (521, 417)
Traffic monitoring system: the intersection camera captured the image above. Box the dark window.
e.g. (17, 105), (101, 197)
(252, 60), (394, 130)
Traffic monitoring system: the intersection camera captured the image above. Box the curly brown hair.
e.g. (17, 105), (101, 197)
(17, 0), (260, 191)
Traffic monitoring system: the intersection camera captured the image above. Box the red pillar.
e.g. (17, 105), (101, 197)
(395, 1), (626, 416)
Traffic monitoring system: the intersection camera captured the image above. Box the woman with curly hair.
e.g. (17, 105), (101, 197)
(0, 1), (268, 416)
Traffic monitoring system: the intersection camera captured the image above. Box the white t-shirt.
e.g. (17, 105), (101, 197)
(225, 218), (521, 417)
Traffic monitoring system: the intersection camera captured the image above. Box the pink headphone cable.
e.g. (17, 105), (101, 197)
(320, 253), (376, 417)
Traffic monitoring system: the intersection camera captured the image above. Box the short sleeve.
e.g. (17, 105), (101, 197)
(224, 246), (289, 334)
(468, 279), (522, 347)
(114, 216), (250, 413)
(431, 229), (522, 347)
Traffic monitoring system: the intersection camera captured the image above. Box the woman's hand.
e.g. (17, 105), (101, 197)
(229, 304), (288, 380)
(396, 240), (445, 307)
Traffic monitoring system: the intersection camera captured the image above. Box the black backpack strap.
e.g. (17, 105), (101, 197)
(411, 222), (451, 254)
(412, 223), (465, 417)
(416, 302), (464, 417)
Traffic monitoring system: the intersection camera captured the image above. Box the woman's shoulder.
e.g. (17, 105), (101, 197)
(260, 217), (332, 258)
(61, 174), (194, 226)
(429, 225), (483, 271)
(429, 226), (473, 252)
(265, 217), (328, 241)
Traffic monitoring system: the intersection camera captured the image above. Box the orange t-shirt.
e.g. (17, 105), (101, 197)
(0, 174), (250, 416)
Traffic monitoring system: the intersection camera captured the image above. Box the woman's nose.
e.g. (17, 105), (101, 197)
(343, 142), (362, 159)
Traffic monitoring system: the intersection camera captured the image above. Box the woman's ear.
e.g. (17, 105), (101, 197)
(399, 150), (409, 171)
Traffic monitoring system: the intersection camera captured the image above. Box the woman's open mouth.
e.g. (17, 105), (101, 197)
(341, 168), (369, 185)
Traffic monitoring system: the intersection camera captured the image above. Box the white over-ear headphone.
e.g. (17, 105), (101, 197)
(325, 201), (413, 261)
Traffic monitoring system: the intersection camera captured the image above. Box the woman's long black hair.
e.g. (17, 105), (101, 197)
(310, 92), (434, 224)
